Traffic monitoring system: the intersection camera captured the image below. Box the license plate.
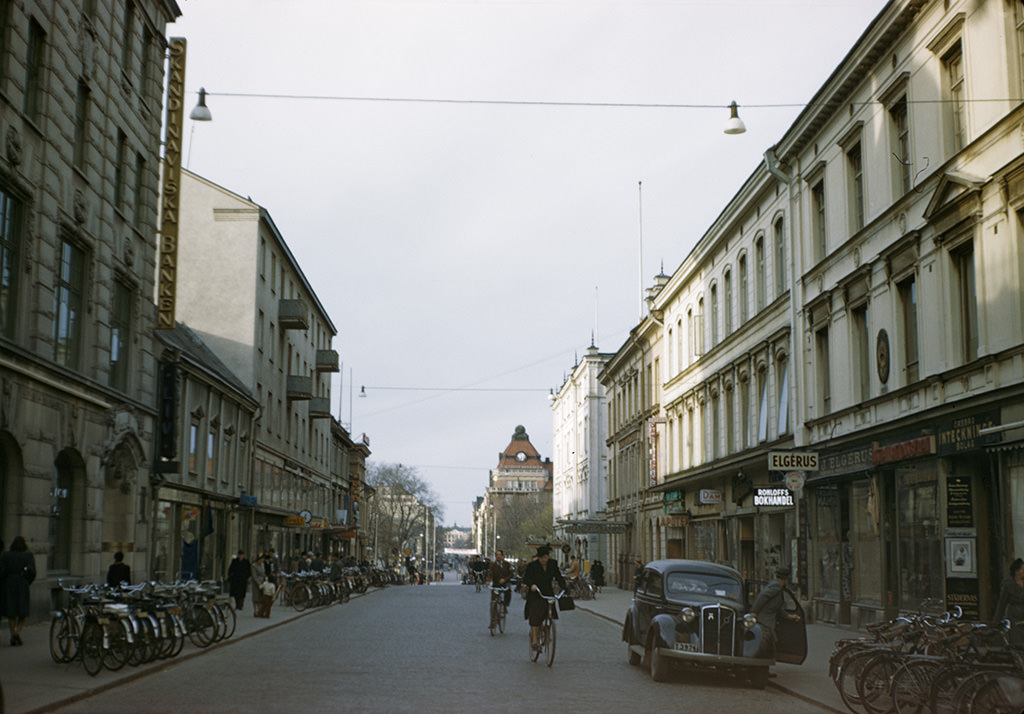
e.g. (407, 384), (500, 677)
(674, 642), (698, 652)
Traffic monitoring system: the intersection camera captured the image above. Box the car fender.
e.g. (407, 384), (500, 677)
(743, 622), (769, 658)
(650, 613), (678, 648)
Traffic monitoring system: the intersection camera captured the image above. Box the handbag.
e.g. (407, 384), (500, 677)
(558, 594), (575, 611)
(261, 581), (276, 597)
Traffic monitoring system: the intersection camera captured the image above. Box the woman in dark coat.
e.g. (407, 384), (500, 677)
(591, 560), (605, 592)
(0, 536), (36, 646)
(227, 550), (250, 610)
(523, 546), (567, 651)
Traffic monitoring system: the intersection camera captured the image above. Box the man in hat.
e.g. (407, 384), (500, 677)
(227, 550), (250, 609)
(523, 545), (568, 651)
(751, 564), (801, 667)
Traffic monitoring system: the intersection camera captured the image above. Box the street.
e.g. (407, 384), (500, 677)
(47, 577), (833, 714)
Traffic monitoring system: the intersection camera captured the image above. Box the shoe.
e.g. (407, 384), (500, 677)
(768, 671), (777, 678)
(15, 635), (22, 646)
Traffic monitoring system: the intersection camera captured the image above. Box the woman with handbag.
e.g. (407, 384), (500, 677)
(0, 536), (35, 646)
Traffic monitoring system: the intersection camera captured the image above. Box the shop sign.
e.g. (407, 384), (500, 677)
(768, 451), (818, 471)
(698, 489), (721, 505)
(239, 494), (257, 507)
(662, 490), (684, 503)
(754, 488), (794, 507)
(936, 410), (999, 455)
(309, 518), (329, 529)
(283, 516), (306, 527)
(661, 515), (690, 528)
(946, 476), (973, 528)
(871, 435), (935, 465)
(183, 508), (199, 521)
(818, 446), (873, 478)
(945, 578), (980, 620)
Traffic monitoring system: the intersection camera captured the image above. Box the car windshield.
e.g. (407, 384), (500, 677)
(665, 571), (741, 600)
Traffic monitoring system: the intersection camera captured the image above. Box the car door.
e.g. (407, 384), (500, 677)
(634, 569), (657, 642)
(774, 587), (807, 664)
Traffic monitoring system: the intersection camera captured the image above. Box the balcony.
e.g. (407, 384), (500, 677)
(286, 375), (313, 400)
(278, 299), (309, 330)
(315, 349), (340, 372)
(308, 397), (332, 419)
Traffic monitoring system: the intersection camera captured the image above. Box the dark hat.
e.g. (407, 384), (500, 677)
(776, 565), (792, 578)
(535, 546), (551, 558)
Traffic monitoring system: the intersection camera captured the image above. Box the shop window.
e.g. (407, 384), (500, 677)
(851, 480), (881, 607)
(897, 468), (942, 608)
(816, 485), (841, 601)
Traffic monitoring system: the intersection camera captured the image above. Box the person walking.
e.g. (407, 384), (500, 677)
(227, 550), (250, 610)
(250, 553), (271, 618)
(591, 560), (605, 593)
(0, 536), (36, 646)
(106, 551), (131, 588)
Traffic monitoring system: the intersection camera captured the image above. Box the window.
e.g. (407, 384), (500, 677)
(812, 179), (827, 261)
(945, 43), (966, 153)
(207, 430), (216, 479)
(114, 130), (126, 209)
(121, 2), (135, 75)
(777, 359), (789, 435)
(188, 423), (199, 473)
(725, 386), (734, 454)
(899, 275), (919, 383)
(890, 97), (911, 195)
(141, 25), (155, 101)
(24, 19), (44, 120)
(133, 152), (146, 228)
(667, 327), (673, 374)
(741, 378), (751, 449)
(696, 298), (705, 356)
(816, 326), (831, 414)
(1017, 2), (1024, 96)
(676, 319), (683, 373)
(757, 368), (768, 442)
(0, 0), (10, 84)
(73, 80), (90, 171)
(686, 309), (694, 363)
(710, 393), (719, 460)
(710, 285), (718, 346)
(54, 239), (85, 369)
(755, 237), (766, 310)
(773, 218), (786, 298)
(109, 280), (132, 391)
(952, 242), (977, 362)
(847, 142), (864, 233)
(739, 256), (749, 323)
(724, 270), (733, 335)
(852, 304), (870, 402)
(0, 188), (22, 338)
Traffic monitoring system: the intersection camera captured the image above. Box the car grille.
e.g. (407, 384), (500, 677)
(699, 604), (737, 656)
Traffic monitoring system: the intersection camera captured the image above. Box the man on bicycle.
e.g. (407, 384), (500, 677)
(524, 545), (567, 651)
(469, 554), (488, 586)
(487, 550), (514, 619)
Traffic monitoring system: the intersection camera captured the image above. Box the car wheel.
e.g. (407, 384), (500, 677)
(648, 634), (670, 682)
(749, 667), (769, 689)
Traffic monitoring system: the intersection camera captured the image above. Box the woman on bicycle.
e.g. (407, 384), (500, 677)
(523, 546), (566, 652)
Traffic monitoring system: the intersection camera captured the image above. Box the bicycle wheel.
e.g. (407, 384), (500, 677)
(891, 659), (942, 714)
(186, 605), (216, 647)
(498, 601), (507, 634)
(545, 619), (556, 667)
(969, 673), (1024, 714)
(858, 651), (901, 714)
(221, 602), (237, 639)
(292, 584), (312, 612)
(49, 611), (76, 663)
(102, 620), (131, 671)
(950, 671), (995, 714)
(489, 599), (499, 636)
(930, 664), (972, 714)
(80, 621), (104, 676)
(838, 649), (881, 714)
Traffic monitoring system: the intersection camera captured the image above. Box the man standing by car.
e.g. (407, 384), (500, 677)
(751, 564), (801, 663)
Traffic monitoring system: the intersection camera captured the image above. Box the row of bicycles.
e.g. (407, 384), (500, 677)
(830, 602), (1024, 714)
(50, 580), (236, 676)
(275, 564), (409, 611)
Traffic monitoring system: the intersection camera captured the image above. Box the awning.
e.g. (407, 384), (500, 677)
(557, 519), (630, 534)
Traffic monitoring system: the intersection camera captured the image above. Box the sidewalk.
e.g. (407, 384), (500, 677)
(576, 586), (849, 714)
(0, 593), (328, 714)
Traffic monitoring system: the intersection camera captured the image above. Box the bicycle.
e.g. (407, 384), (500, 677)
(529, 594), (559, 667)
(489, 584), (510, 636)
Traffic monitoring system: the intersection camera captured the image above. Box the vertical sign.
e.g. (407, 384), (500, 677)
(648, 417), (665, 487)
(157, 38), (187, 329)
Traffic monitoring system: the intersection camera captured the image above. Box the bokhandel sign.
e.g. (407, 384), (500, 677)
(754, 488), (795, 507)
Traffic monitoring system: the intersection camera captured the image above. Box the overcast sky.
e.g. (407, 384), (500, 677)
(170, 0), (889, 527)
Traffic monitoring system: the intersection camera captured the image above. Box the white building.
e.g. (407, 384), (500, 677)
(550, 342), (615, 573)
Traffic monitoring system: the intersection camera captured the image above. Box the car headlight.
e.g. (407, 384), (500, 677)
(743, 613), (758, 629)
(681, 607), (696, 624)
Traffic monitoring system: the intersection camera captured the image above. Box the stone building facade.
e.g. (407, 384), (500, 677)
(0, 1), (180, 615)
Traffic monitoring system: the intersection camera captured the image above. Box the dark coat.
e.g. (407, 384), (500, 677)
(751, 579), (786, 635)
(228, 557), (250, 598)
(994, 577), (1024, 622)
(523, 558), (567, 622)
(0, 549), (36, 618)
(591, 562), (605, 587)
(106, 562), (131, 588)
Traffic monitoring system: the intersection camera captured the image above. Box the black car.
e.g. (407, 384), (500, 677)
(622, 559), (807, 687)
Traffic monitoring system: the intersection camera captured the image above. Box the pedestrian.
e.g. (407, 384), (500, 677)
(250, 553), (273, 618)
(310, 552), (325, 572)
(750, 564), (801, 669)
(0, 536), (36, 646)
(106, 551), (131, 588)
(523, 545), (568, 652)
(591, 560), (605, 592)
(633, 558), (644, 589)
(994, 557), (1024, 644)
(227, 550), (250, 610)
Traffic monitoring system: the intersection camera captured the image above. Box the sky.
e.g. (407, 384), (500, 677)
(170, 0), (889, 527)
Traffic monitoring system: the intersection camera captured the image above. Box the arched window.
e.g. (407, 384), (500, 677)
(756, 236), (766, 311)
(739, 256), (749, 323)
(774, 217), (786, 297)
(724, 270), (733, 335)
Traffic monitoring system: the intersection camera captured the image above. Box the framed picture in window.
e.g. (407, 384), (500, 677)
(945, 536), (976, 578)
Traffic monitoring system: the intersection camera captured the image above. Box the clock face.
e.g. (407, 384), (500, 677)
(515, 451), (527, 462)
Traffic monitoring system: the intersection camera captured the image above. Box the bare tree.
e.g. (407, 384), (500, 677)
(366, 462), (444, 563)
